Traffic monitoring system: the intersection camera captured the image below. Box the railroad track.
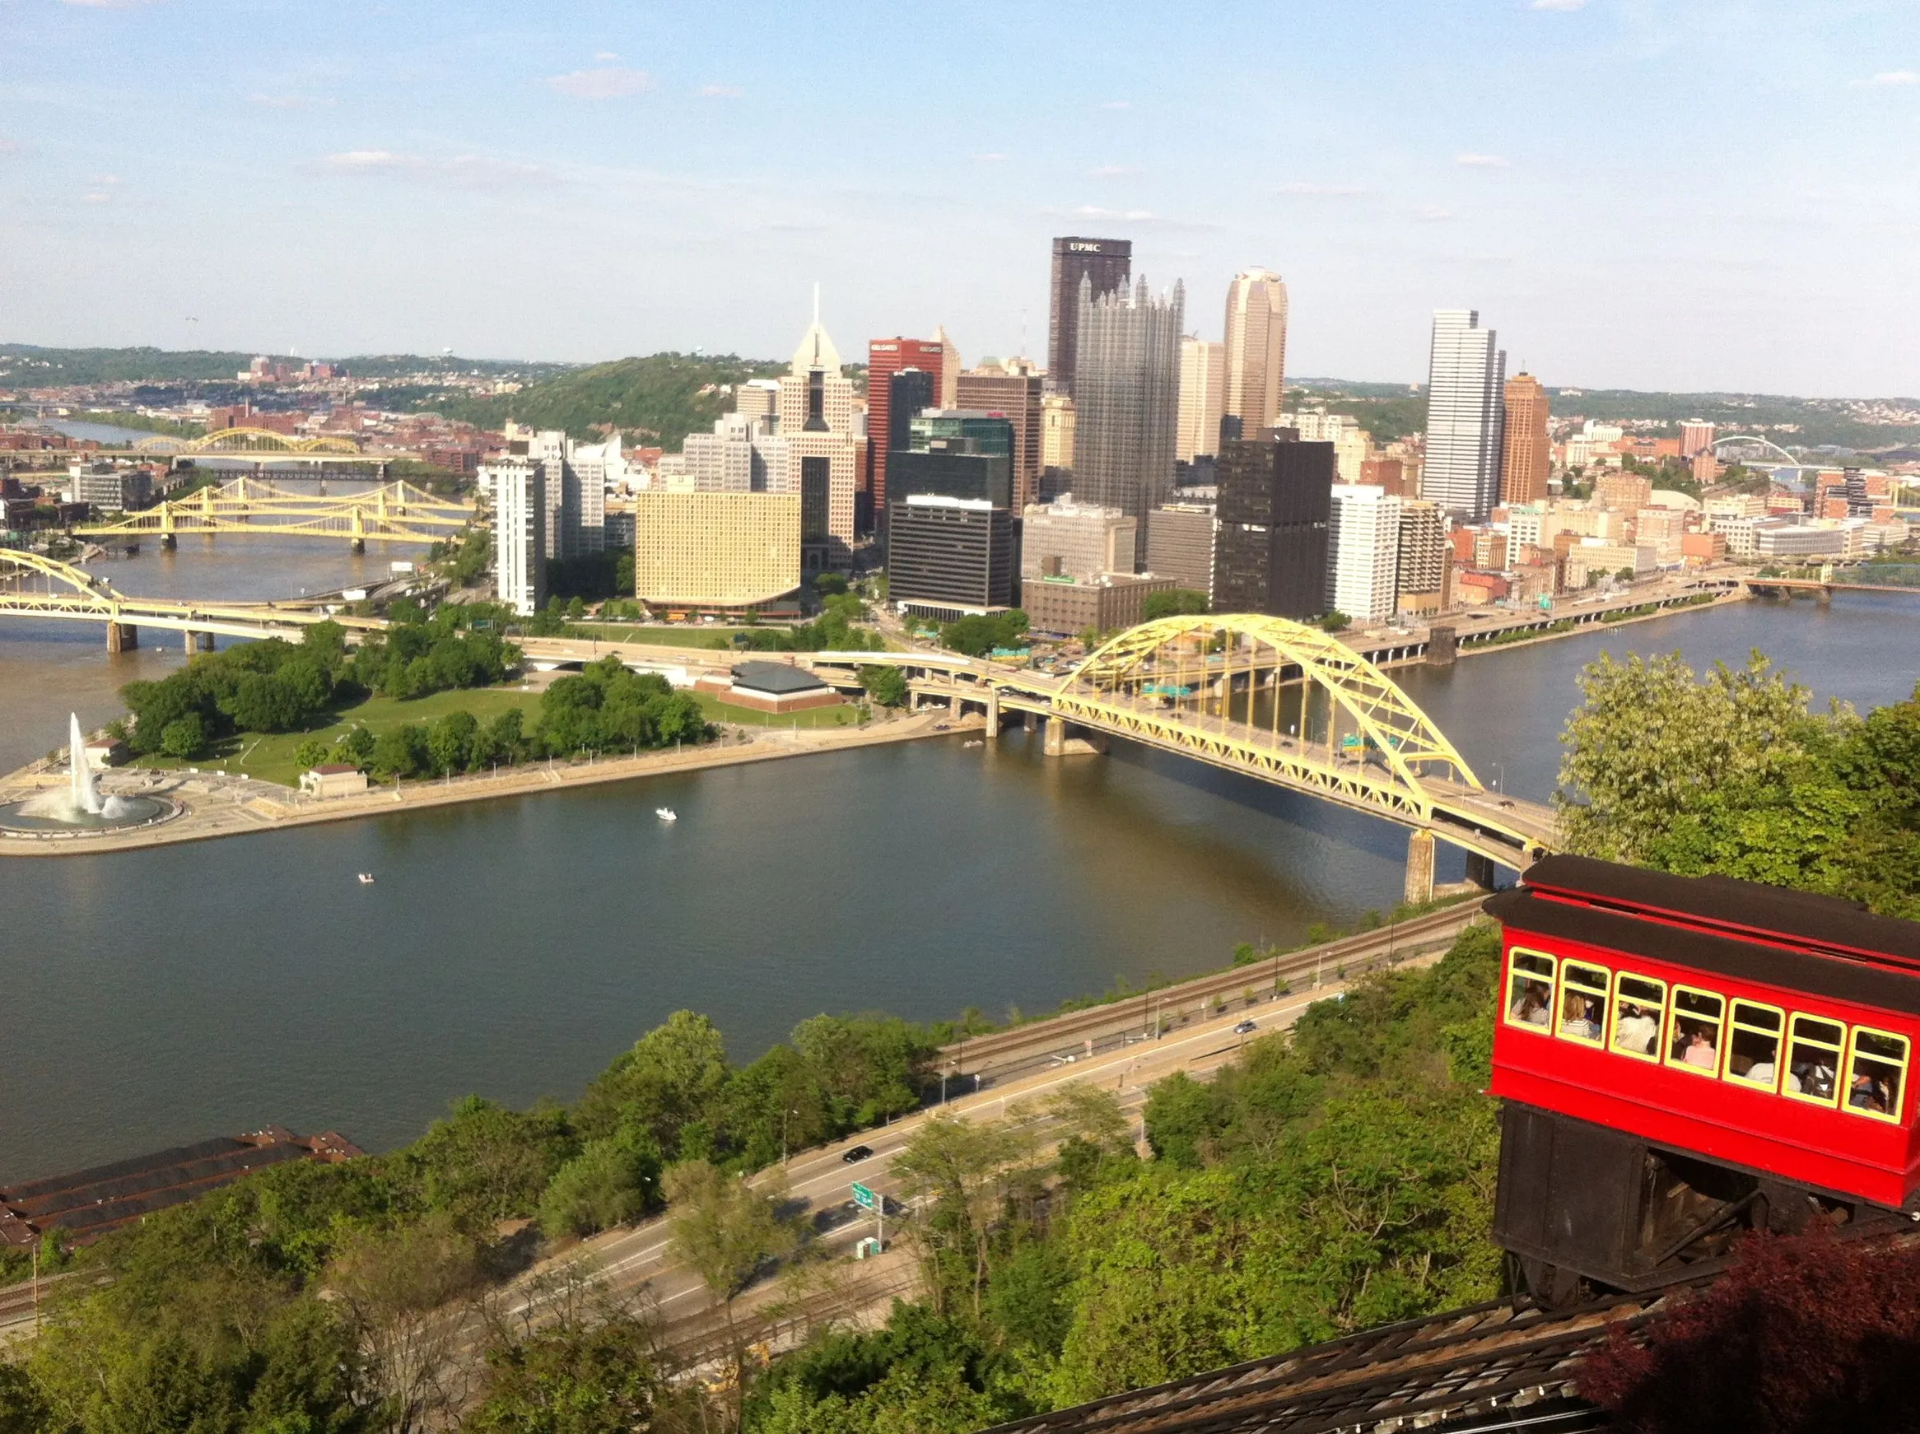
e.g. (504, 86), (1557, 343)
(943, 904), (1482, 1085)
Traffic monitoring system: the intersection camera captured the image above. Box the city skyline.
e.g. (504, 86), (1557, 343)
(2, 2), (1917, 395)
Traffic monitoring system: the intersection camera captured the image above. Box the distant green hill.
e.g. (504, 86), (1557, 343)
(410, 353), (787, 450)
(0, 345), (256, 385)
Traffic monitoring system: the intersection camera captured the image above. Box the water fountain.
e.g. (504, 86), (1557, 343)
(0, 713), (174, 835)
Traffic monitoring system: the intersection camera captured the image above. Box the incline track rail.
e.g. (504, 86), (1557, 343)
(982, 1290), (1678, 1434)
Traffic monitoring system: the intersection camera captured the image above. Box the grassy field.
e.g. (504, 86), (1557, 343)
(690, 691), (864, 729)
(134, 687), (546, 788)
(132, 683), (864, 786)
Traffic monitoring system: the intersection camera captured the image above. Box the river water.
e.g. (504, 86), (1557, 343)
(2, 545), (1916, 1180)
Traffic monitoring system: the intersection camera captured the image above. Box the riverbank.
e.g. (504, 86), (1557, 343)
(0, 708), (965, 858)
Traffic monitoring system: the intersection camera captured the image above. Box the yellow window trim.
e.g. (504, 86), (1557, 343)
(1782, 1012), (1844, 1110)
(1555, 956), (1609, 1047)
(1841, 1025), (1909, 1126)
(1664, 984), (1725, 1079)
(1607, 971), (1665, 1063)
(1724, 998), (1787, 1095)
(1502, 946), (1557, 1034)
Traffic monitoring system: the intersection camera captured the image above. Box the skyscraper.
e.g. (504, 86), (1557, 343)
(932, 324), (962, 408)
(778, 299), (858, 569)
(1213, 435), (1333, 619)
(1072, 274), (1184, 566)
(1499, 372), (1551, 506)
(1222, 269), (1289, 437)
(865, 337), (946, 527)
(1176, 337), (1226, 463)
(488, 456), (545, 616)
(956, 359), (1043, 511)
(1047, 236), (1132, 397)
(1421, 310), (1506, 522)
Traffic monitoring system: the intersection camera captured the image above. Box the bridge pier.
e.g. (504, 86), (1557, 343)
(984, 689), (1000, 743)
(160, 533), (176, 551)
(350, 538), (365, 555)
(183, 632), (199, 656)
(1043, 715), (1065, 757)
(106, 622), (139, 654)
(1405, 830), (1436, 907)
(1464, 852), (1498, 891)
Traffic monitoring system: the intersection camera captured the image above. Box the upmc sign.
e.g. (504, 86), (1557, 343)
(1068, 242), (1105, 252)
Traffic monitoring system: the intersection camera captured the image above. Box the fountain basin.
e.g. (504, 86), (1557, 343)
(0, 793), (178, 836)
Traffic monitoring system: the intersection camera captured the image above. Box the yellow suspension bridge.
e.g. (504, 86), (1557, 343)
(813, 614), (1556, 898)
(129, 426), (386, 464)
(71, 475), (475, 550)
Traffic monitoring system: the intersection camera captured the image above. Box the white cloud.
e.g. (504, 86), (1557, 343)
(973, 152), (1008, 162)
(1529, 0), (1586, 10)
(1087, 164), (1139, 177)
(82, 192), (112, 203)
(543, 67), (650, 100)
(1867, 69), (1918, 86)
(1455, 152), (1510, 168)
(594, 51), (620, 62)
(697, 84), (742, 98)
(0, 139), (24, 155)
(1415, 205), (1456, 221)
(1276, 181), (1367, 196)
(1100, 100), (1131, 110)
(1074, 204), (1154, 219)
(250, 93), (336, 109)
(318, 149), (560, 188)
(92, 173), (121, 185)
(61, 0), (158, 8)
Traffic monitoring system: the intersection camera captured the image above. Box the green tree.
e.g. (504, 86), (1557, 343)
(294, 738), (331, 771)
(1142, 589), (1209, 621)
(391, 1096), (576, 1226)
(159, 712), (205, 759)
(574, 1010), (732, 1156)
(337, 726), (377, 767)
(537, 1134), (662, 1240)
(371, 724), (428, 780)
(1318, 610), (1350, 633)
(859, 666), (908, 708)
(890, 1114), (1038, 1318)
(427, 710), (479, 775)
(466, 1274), (667, 1434)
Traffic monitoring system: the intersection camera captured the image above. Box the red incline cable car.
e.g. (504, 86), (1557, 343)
(1484, 854), (1920, 1303)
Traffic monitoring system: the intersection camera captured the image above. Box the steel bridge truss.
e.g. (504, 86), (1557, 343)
(132, 426), (375, 459)
(0, 549), (375, 641)
(71, 476), (473, 545)
(1057, 615), (1484, 824)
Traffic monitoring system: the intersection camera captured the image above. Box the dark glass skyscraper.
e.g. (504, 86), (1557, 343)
(1048, 236), (1132, 397)
(1213, 435), (1333, 619)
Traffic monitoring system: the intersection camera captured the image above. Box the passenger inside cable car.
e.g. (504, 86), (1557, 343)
(1560, 994), (1601, 1041)
(1510, 980), (1551, 1027)
(1613, 1000), (1660, 1056)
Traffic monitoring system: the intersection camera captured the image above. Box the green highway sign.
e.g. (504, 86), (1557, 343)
(851, 1181), (877, 1211)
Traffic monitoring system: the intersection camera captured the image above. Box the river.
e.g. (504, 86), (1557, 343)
(2, 547), (1916, 1181)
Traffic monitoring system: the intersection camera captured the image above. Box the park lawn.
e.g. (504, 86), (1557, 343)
(133, 686), (546, 788)
(689, 691), (865, 730)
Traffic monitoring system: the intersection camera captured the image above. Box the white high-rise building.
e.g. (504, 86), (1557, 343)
(502, 424), (607, 560)
(1420, 310), (1505, 522)
(1326, 484), (1402, 624)
(488, 456), (546, 616)
(1176, 337), (1226, 463)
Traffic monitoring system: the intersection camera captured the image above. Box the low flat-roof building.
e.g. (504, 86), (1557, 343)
(695, 660), (843, 714)
(300, 763), (369, 798)
(1023, 572), (1175, 636)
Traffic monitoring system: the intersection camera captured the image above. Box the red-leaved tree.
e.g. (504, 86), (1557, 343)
(1578, 1231), (1920, 1432)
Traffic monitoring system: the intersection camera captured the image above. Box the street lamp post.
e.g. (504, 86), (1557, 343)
(781, 1107), (798, 1163)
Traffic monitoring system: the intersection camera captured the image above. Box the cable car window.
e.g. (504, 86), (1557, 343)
(1556, 961), (1609, 1047)
(1844, 1028), (1908, 1123)
(1726, 1001), (1785, 1092)
(1610, 974), (1665, 1060)
(1504, 950), (1554, 1032)
(1785, 1015), (1845, 1107)
(1666, 987), (1724, 1076)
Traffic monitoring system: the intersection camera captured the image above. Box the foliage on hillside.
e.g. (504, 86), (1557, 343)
(0, 1009), (943, 1432)
(1288, 390), (1427, 444)
(414, 353), (786, 449)
(1556, 652), (1920, 916)
(747, 925), (1504, 1432)
(0, 344), (257, 385)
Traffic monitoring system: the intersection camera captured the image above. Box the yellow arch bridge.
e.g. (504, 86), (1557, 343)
(71, 475), (474, 550)
(813, 614), (1555, 901)
(0, 549), (386, 653)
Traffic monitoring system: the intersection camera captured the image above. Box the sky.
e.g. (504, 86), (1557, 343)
(2, 1), (1917, 395)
